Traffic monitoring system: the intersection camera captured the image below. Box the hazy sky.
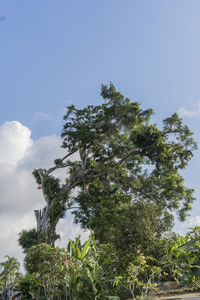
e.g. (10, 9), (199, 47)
(1, 0), (200, 268)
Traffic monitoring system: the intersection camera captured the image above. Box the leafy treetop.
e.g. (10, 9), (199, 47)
(24, 83), (196, 249)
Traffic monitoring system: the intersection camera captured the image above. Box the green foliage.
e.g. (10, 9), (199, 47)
(18, 228), (38, 252)
(114, 254), (162, 299)
(24, 243), (67, 300)
(32, 170), (41, 185)
(66, 236), (112, 299)
(21, 237), (116, 299)
(24, 243), (66, 273)
(29, 83), (196, 261)
(67, 235), (94, 259)
(31, 170), (70, 246)
(50, 190), (69, 223)
(20, 236), (178, 299)
(43, 176), (60, 198)
(0, 256), (20, 298)
(75, 197), (173, 263)
(18, 85), (199, 298)
(170, 226), (200, 287)
(61, 83), (196, 267)
(18, 273), (40, 299)
(54, 158), (63, 166)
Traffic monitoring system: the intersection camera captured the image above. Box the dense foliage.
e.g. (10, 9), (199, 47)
(18, 228), (39, 253)
(66, 83), (196, 261)
(0, 256), (20, 299)
(24, 244), (67, 300)
(17, 227), (200, 299)
(19, 83), (196, 253)
(16, 84), (198, 299)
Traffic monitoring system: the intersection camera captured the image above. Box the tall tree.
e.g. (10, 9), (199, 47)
(66, 84), (196, 249)
(19, 83), (196, 249)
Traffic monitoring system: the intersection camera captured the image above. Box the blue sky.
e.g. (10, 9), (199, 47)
(2, 0), (200, 136)
(1, 0), (200, 263)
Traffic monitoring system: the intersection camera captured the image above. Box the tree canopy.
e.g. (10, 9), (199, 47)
(19, 83), (196, 251)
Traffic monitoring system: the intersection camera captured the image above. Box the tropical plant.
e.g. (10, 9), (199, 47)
(65, 236), (111, 299)
(170, 226), (200, 288)
(24, 243), (67, 300)
(67, 235), (95, 260)
(0, 256), (20, 299)
(114, 254), (162, 300)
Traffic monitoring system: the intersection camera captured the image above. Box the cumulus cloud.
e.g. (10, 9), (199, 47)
(178, 101), (200, 117)
(0, 121), (33, 165)
(0, 121), (89, 270)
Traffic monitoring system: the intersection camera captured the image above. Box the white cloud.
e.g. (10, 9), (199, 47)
(0, 121), (33, 165)
(187, 216), (200, 228)
(178, 101), (200, 117)
(176, 216), (200, 236)
(56, 217), (90, 248)
(33, 112), (51, 120)
(0, 121), (88, 271)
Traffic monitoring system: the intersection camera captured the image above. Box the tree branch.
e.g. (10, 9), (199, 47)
(46, 150), (77, 175)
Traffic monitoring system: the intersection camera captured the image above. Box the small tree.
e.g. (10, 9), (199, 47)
(114, 254), (162, 299)
(0, 256), (20, 299)
(24, 244), (67, 300)
(18, 273), (40, 300)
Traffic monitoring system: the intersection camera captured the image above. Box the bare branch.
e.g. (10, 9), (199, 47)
(45, 150), (77, 175)
(61, 169), (88, 191)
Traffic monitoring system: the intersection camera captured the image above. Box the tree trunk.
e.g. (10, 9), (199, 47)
(34, 206), (56, 246)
